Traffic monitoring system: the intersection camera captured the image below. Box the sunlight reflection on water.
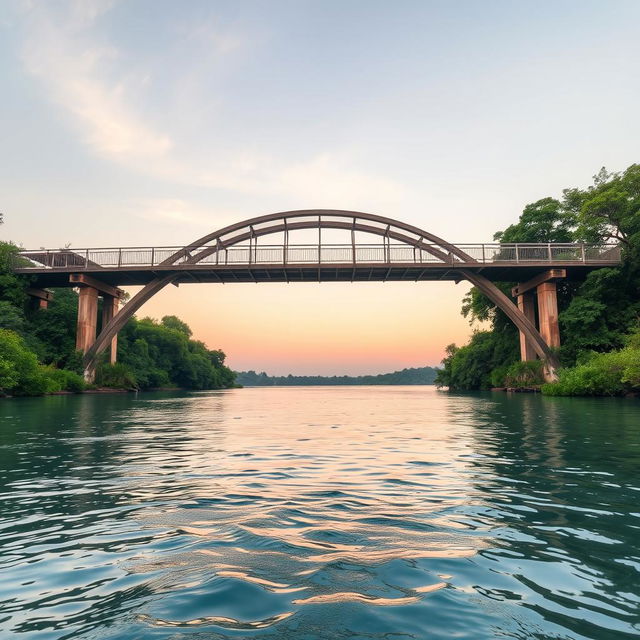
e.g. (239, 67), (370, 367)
(0, 387), (639, 639)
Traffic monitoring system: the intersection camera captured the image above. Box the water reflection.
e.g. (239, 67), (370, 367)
(461, 393), (640, 639)
(0, 388), (638, 639)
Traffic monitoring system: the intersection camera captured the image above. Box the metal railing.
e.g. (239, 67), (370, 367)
(15, 242), (621, 270)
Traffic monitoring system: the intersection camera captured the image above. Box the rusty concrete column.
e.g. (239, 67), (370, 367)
(101, 295), (119, 365)
(76, 287), (99, 354)
(537, 281), (560, 348)
(517, 291), (537, 360)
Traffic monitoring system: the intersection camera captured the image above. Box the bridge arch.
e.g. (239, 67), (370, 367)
(83, 209), (560, 379)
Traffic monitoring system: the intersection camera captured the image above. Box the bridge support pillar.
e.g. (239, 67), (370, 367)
(72, 275), (125, 381)
(517, 292), (537, 361)
(27, 288), (54, 310)
(101, 295), (119, 365)
(76, 286), (99, 356)
(537, 282), (560, 349)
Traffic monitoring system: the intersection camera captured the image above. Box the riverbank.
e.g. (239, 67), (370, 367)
(0, 386), (184, 399)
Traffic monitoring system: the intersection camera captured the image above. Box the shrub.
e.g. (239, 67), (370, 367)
(95, 363), (138, 390)
(542, 347), (640, 396)
(40, 366), (86, 393)
(489, 364), (510, 388)
(502, 360), (545, 388)
(0, 329), (48, 396)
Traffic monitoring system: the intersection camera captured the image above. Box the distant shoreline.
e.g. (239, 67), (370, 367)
(235, 366), (439, 387)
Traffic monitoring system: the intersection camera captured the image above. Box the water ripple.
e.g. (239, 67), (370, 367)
(0, 388), (639, 639)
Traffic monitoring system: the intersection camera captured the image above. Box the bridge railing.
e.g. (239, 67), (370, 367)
(15, 242), (621, 270)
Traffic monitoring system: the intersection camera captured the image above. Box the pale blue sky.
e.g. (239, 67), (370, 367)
(1, 1), (638, 374)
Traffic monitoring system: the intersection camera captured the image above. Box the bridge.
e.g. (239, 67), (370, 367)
(14, 210), (621, 381)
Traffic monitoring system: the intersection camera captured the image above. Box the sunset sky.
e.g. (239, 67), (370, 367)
(1, 1), (638, 374)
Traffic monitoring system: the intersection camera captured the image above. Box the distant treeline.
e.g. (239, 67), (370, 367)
(236, 366), (438, 387)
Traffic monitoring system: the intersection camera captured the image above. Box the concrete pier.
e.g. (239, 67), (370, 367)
(101, 295), (119, 365)
(517, 292), (537, 361)
(76, 286), (99, 354)
(71, 275), (124, 380)
(513, 270), (563, 362)
(537, 281), (560, 349)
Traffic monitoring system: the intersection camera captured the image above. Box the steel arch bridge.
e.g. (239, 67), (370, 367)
(15, 209), (622, 380)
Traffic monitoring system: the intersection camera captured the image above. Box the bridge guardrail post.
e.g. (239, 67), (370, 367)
(482, 244), (486, 263)
(515, 245), (519, 263)
(85, 249), (89, 269)
(547, 243), (552, 262)
(581, 244), (586, 262)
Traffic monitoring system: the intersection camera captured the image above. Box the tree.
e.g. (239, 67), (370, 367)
(161, 315), (193, 337)
(494, 197), (575, 243)
(575, 165), (640, 247)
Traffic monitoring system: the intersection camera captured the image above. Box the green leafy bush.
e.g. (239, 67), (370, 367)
(0, 329), (49, 396)
(542, 346), (640, 396)
(502, 360), (545, 388)
(40, 366), (86, 393)
(95, 363), (138, 390)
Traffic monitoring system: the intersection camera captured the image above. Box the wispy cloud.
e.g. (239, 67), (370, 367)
(131, 198), (247, 230)
(19, 1), (410, 210)
(21, 1), (172, 162)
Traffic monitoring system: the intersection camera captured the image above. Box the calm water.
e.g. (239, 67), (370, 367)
(0, 387), (639, 640)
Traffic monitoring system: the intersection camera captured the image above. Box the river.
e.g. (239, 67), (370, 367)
(0, 387), (638, 639)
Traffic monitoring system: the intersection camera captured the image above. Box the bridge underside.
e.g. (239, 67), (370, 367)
(21, 262), (603, 287)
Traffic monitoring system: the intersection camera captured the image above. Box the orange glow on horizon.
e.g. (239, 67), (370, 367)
(130, 280), (476, 376)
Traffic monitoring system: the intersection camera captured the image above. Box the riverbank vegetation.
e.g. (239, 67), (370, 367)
(436, 163), (640, 396)
(236, 366), (438, 387)
(0, 237), (235, 396)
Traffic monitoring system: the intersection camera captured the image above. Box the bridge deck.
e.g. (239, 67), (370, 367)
(15, 243), (621, 287)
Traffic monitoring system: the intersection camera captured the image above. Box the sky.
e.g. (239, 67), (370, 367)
(1, 0), (638, 375)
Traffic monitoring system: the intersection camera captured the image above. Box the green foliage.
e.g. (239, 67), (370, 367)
(95, 363), (138, 390)
(26, 289), (79, 367)
(0, 242), (28, 307)
(575, 165), (640, 246)
(494, 197), (575, 243)
(435, 330), (519, 390)
(0, 301), (25, 332)
(501, 360), (545, 388)
(118, 316), (235, 390)
(0, 329), (50, 396)
(161, 315), (192, 337)
(39, 366), (86, 393)
(542, 344), (640, 396)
